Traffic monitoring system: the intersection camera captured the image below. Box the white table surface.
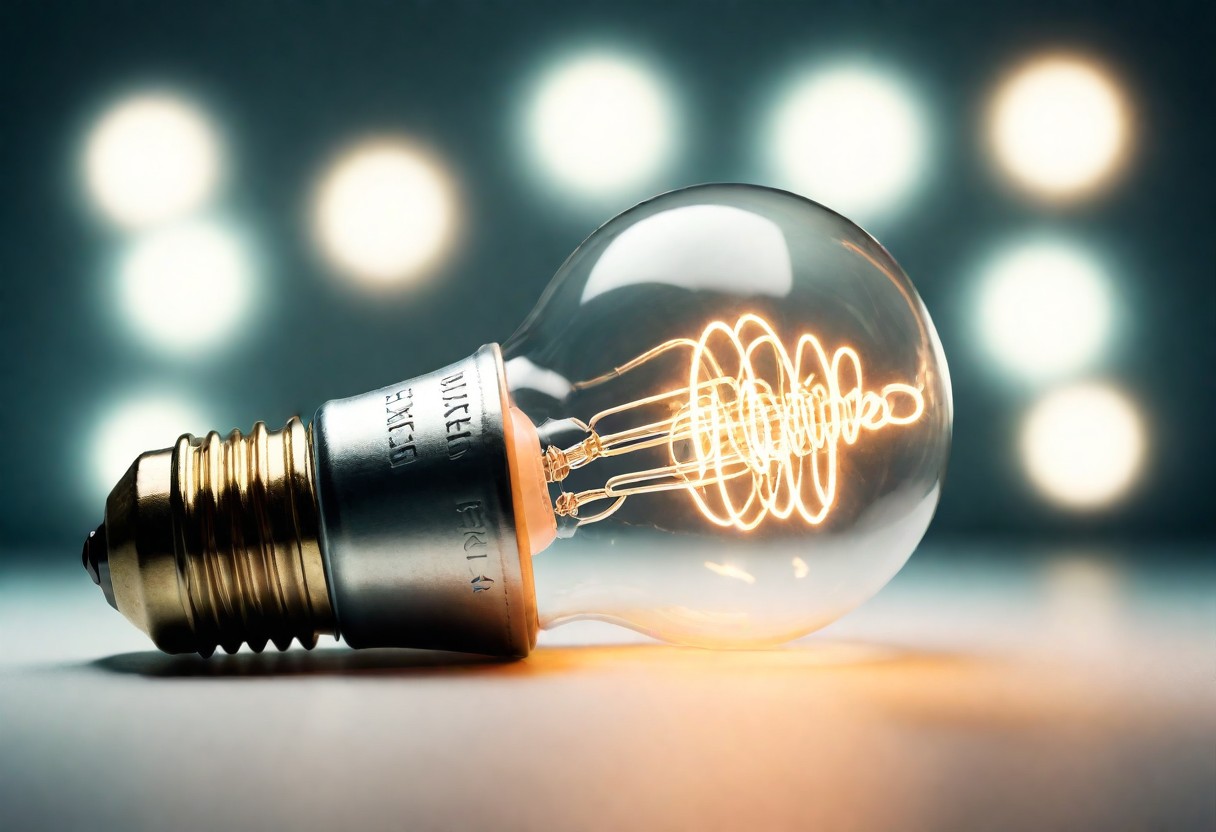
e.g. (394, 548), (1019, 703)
(2, 544), (1213, 831)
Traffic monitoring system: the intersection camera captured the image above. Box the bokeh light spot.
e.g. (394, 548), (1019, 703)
(978, 239), (1113, 380)
(768, 64), (929, 221)
(118, 220), (253, 354)
(83, 91), (223, 228)
(990, 55), (1130, 198)
(92, 392), (211, 499)
(527, 53), (675, 194)
(1021, 384), (1145, 509)
(312, 140), (456, 287)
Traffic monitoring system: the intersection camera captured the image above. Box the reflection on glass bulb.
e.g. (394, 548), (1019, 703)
(704, 561), (757, 584)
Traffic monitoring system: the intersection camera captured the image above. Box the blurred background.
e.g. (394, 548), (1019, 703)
(0, 0), (1212, 554)
(2, 4), (1214, 829)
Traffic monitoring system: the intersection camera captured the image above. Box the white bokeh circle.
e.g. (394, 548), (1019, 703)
(527, 53), (676, 194)
(769, 64), (929, 222)
(118, 220), (253, 354)
(312, 140), (457, 287)
(978, 239), (1114, 381)
(1021, 383), (1145, 509)
(990, 55), (1130, 199)
(83, 92), (223, 228)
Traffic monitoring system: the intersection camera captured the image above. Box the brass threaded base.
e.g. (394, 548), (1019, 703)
(103, 416), (336, 657)
(171, 417), (335, 656)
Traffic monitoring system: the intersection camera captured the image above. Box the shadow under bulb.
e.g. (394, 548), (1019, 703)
(82, 184), (952, 657)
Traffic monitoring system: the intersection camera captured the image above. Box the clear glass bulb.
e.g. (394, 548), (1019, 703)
(503, 184), (952, 648)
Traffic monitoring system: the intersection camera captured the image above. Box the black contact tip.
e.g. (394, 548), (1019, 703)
(82, 524), (117, 609)
(83, 526), (105, 584)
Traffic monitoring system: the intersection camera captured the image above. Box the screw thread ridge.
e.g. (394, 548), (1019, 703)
(170, 417), (335, 656)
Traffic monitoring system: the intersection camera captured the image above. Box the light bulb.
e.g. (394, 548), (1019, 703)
(82, 184), (951, 657)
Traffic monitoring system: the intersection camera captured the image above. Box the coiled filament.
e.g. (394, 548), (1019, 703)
(544, 313), (925, 530)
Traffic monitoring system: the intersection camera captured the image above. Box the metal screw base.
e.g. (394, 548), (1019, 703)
(93, 417), (334, 656)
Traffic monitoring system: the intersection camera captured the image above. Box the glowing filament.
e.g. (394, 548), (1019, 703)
(545, 313), (925, 530)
